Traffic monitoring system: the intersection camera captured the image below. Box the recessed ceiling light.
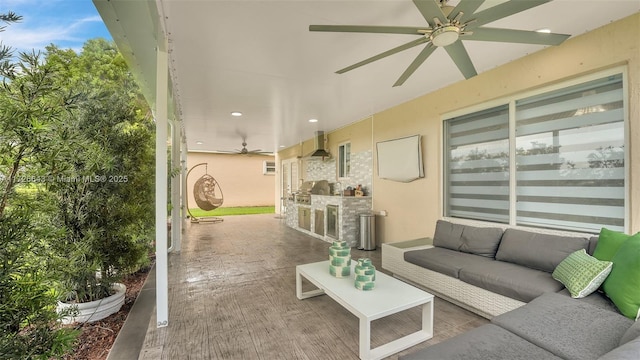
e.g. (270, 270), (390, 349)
(231, 111), (243, 117)
(308, 118), (318, 123)
(195, 141), (204, 145)
(279, 145), (285, 148)
(535, 28), (551, 33)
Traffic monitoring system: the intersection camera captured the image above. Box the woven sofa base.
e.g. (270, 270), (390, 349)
(382, 242), (526, 319)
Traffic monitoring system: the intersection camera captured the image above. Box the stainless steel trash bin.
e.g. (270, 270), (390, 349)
(359, 213), (376, 250)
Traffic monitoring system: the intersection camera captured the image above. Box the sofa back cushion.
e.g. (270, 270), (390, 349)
(495, 229), (589, 273)
(459, 226), (504, 258)
(588, 236), (599, 255)
(433, 220), (464, 251)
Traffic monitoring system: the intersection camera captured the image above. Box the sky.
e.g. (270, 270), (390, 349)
(1, 0), (111, 54)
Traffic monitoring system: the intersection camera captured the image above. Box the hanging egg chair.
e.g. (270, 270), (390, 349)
(186, 163), (224, 223)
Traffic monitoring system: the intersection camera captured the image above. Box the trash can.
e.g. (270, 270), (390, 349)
(358, 213), (376, 250)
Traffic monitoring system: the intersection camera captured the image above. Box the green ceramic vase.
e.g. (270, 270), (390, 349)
(354, 258), (375, 291)
(329, 241), (351, 277)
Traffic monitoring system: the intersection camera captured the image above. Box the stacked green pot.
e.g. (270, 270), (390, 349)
(354, 258), (376, 291)
(329, 241), (351, 277)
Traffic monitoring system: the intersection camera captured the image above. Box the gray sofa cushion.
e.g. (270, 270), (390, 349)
(557, 288), (619, 313)
(492, 292), (633, 360)
(495, 229), (589, 273)
(459, 260), (564, 302)
(619, 320), (640, 345)
(404, 247), (494, 278)
(432, 220), (464, 251)
(399, 324), (562, 360)
(589, 235), (599, 255)
(459, 226), (504, 258)
(598, 337), (640, 360)
(399, 324), (560, 360)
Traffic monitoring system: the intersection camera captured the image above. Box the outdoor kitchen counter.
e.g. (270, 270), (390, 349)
(285, 195), (372, 247)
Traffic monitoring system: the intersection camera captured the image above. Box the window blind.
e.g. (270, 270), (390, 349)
(515, 74), (624, 232)
(445, 104), (510, 223)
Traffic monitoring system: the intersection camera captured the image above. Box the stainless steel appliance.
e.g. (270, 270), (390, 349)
(295, 181), (314, 205)
(326, 205), (339, 239)
(314, 209), (324, 236)
(298, 207), (311, 231)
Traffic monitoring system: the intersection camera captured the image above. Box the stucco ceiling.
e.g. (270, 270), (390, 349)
(94, 0), (640, 154)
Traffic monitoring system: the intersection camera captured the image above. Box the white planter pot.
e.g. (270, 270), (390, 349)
(58, 283), (126, 324)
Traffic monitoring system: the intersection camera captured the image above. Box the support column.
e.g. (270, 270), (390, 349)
(181, 132), (188, 234)
(170, 121), (182, 252)
(155, 42), (169, 328)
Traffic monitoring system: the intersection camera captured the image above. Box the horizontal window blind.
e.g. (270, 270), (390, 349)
(445, 105), (509, 223)
(515, 74), (624, 232)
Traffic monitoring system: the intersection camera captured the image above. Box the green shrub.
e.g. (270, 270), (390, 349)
(0, 210), (77, 359)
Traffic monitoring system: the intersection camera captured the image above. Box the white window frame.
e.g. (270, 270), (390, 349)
(263, 160), (276, 175)
(337, 141), (351, 180)
(441, 66), (629, 233)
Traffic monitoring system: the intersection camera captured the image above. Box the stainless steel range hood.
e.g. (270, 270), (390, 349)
(308, 130), (330, 157)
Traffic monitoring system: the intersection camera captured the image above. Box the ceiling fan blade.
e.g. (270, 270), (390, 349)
(412, 0), (446, 28)
(336, 37), (428, 74)
(393, 42), (437, 87)
(450, 0), (485, 23)
(444, 41), (477, 79)
(309, 25), (426, 35)
(465, 27), (570, 45)
(470, 0), (552, 29)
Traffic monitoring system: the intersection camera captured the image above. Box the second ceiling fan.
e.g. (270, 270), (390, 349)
(310, 0), (570, 87)
(231, 138), (272, 155)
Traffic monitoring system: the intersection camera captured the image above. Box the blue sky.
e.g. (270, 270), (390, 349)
(1, 0), (111, 54)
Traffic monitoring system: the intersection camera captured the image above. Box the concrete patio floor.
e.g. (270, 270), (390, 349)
(108, 214), (487, 359)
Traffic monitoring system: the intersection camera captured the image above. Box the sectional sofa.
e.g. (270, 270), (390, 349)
(381, 219), (640, 360)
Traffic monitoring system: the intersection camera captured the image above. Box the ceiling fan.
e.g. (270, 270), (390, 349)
(229, 138), (272, 155)
(310, 0), (570, 87)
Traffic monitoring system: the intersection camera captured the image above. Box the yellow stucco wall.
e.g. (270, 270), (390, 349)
(280, 13), (640, 243)
(187, 152), (275, 209)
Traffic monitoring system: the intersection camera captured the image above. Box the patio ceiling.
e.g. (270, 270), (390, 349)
(94, 0), (640, 154)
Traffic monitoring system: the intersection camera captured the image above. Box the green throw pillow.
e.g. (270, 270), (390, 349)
(593, 228), (633, 261)
(602, 234), (640, 320)
(552, 249), (613, 298)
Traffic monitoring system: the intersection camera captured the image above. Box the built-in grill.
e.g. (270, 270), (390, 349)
(295, 181), (314, 205)
(294, 180), (331, 205)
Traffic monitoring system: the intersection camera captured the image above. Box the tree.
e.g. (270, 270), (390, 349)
(45, 39), (155, 303)
(0, 12), (77, 359)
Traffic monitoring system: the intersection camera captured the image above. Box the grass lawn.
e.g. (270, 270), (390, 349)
(188, 206), (275, 217)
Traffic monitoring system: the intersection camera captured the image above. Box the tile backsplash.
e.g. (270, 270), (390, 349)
(305, 150), (373, 196)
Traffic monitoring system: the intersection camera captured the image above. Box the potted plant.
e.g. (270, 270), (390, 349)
(40, 40), (155, 324)
(49, 101), (154, 323)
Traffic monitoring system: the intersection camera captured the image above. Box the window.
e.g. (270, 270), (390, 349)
(444, 71), (626, 233)
(444, 105), (510, 223)
(338, 142), (351, 178)
(263, 160), (276, 175)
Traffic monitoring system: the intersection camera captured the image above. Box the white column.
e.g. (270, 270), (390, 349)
(275, 153), (282, 215)
(181, 133), (188, 235)
(155, 42), (169, 328)
(171, 121), (182, 252)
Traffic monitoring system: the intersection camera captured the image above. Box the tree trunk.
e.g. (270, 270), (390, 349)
(0, 148), (24, 218)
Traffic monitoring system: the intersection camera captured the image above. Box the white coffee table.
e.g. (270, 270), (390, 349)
(296, 260), (434, 360)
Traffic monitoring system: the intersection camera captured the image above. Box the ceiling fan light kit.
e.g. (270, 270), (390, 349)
(309, 0), (570, 86)
(430, 25), (460, 47)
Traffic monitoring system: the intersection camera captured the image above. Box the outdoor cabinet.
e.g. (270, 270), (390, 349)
(298, 207), (311, 231)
